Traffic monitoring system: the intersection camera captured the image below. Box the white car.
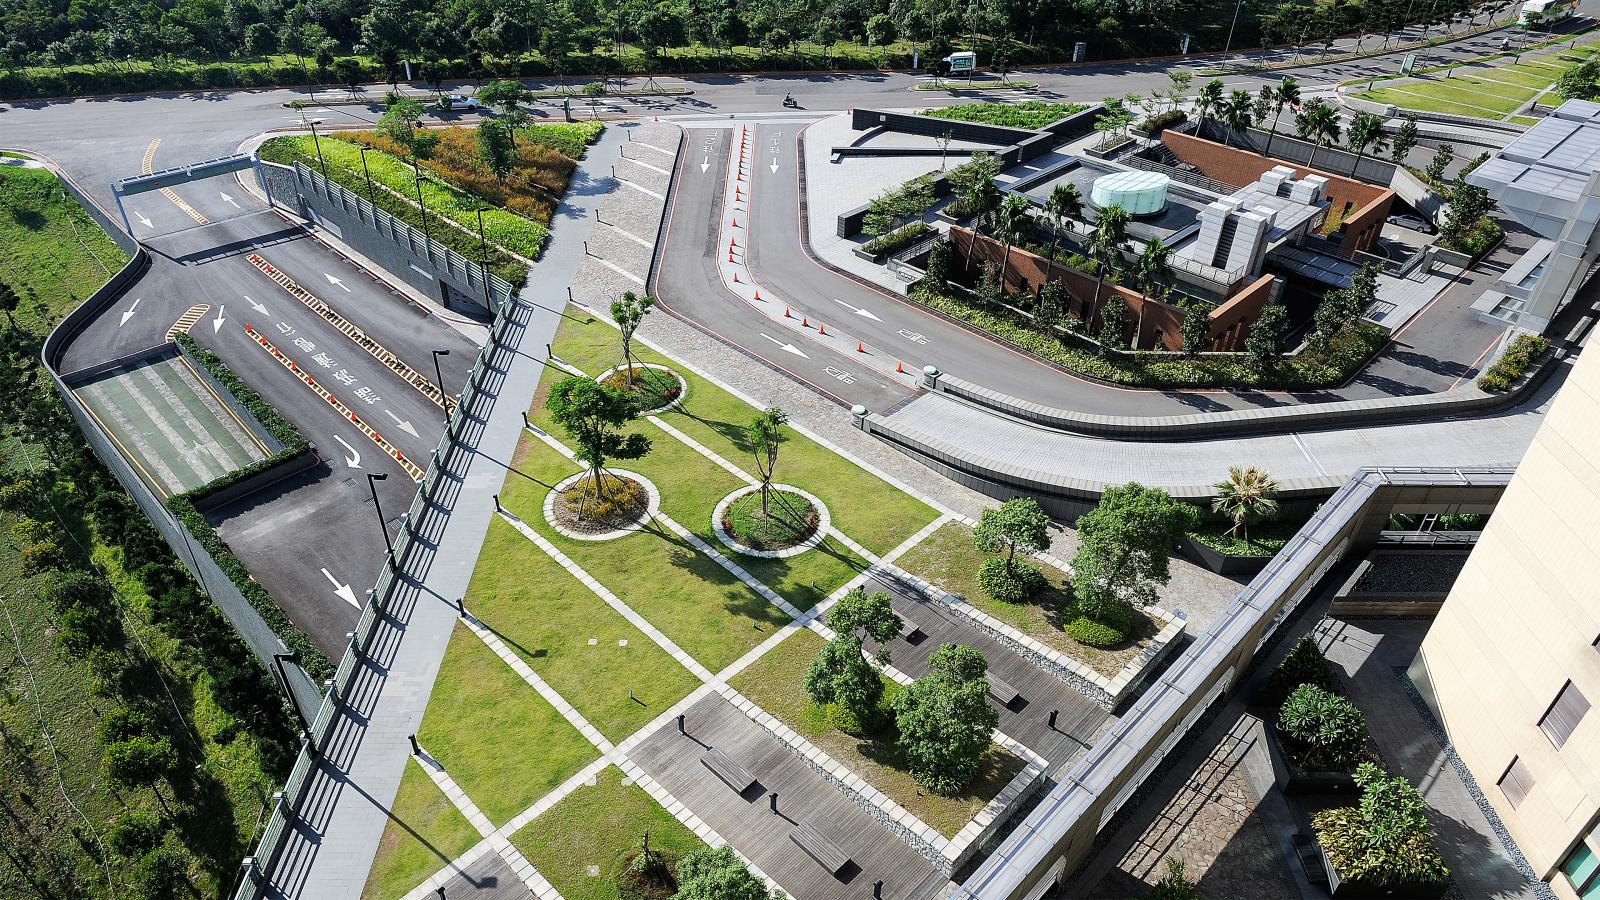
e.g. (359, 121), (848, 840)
(1387, 213), (1437, 235)
(440, 94), (479, 111)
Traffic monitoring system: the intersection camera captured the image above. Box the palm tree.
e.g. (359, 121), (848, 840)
(1212, 465), (1280, 546)
(1295, 100), (1341, 169)
(1044, 182), (1084, 265)
(962, 169), (1002, 271)
(1086, 204), (1130, 326)
(1132, 239), (1172, 349)
(1195, 78), (1224, 128)
(1264, 76), (1299, 158)
(993, 194), (1033, 293)
(1345, 112), (1388, 177)
(1221, 88), (1256, 148)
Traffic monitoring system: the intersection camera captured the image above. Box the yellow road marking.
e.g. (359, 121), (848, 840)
(141, 138), (210, 226)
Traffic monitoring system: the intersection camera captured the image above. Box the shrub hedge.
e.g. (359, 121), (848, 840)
(1279, 683), (1366, 771)
(922, 101), (1087, 130)
(863, 222), (932, 256)
(1313, 763), (1449, 888)
(1476, 333), (1550, 392)
(169, 334), (332, 680)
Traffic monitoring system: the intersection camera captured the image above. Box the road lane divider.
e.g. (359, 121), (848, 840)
(141, 138), (210, 226)
(244, 323), (425, 481)
(166, 304), (211, 340)
(246, 253), (457, 413)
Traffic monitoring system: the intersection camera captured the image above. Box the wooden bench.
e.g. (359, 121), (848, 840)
(789, 822), (852, 876)
(987, 676), (1021, 707)
(700, 748), (757, 795)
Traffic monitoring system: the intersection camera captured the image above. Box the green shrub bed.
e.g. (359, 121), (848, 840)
(169, 334), (332, 679)
(1442, 216), (1502, 259)
(1312, 763), (1450, 889)
(863, 222), (932, 256)
(515, 121), (605, 159)
(599, 365), (681, 412)
(908, 285), (1389, 390)
(723, 489), (818, 551)
(1186, 517), (1303, 557)
(1278, 683), (1367, 772)
(922, 101), (1087, 130)
(553, 472), (649, 534)
(1476, 333), (1550, 392)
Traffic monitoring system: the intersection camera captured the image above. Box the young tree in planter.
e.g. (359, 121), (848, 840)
(972, 497), (1052, 602)
(1389, 114), (1419, 163)
(893, 644), (998, 794)
(745, 406), (787, 516)
(1244, 303), (1289, 373)
(474, 119), (517, 182)
(673, 846), (772, 900)
(545, 376), (652, 514)
(610, 291), (654, 390)
(1179, 300), (1211, 357)
(1212, 464), (1280, 545)
(992, 193), (1033, 291)
(1086, 203), (1130, 325)
(1043, 182), (1083, 264)
(1071, 483), (1201, 620)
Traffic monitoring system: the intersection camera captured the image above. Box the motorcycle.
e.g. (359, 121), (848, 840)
(782, 95), (799, 108)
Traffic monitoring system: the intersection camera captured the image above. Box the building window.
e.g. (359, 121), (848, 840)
(1540, 681), (1591, 749)
(1564, 841), (1600, 898)
(1497, 757), (1534, 808)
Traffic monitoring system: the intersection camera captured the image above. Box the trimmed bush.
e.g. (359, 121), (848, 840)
(1279, 683), (1366, 771)
(1313, 763), (1449, 888)
(1064, 616), (1124, 648)
(1137, 109), (1188, 134)
(863, 221), (932, 255)
(1268, 635), (1338, 694)
(975, 557), (1047, 603)
(1477, 333), (1550, 392)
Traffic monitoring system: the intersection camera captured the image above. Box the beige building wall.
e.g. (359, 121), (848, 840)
(1415, 344), (1600, 898)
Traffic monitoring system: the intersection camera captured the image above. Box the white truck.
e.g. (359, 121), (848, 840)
(1520, 0), (1573, 27)
(942, 51), (977, 74)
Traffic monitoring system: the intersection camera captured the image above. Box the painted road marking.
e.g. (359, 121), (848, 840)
(325, 272), (352, 292)
(142, 139), (210, 226)
(333, 435), (363, 469)
(830, 297), (882, 321)
(220, 191), (240, 208)
(759, 333), (809, 358)
(383, 409), (420, 438)
(120, 298), (141, 326)
(321, 568), (361, 608)
(897, 329), (929, 345)
(212, 304), (227, 334)
(246, 296), (271, 317)
(823, 366), (856, 384)
(135, 211), (153, 228)
(165, 304), (211, 340)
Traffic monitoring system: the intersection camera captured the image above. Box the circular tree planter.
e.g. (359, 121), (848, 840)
(597, 363), (687, 414)
(544, 469), (660, 541)
(712, 484), (830, 558)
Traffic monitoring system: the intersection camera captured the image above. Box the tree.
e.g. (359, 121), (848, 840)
(1132, 239), (1172, 348)
(1211, 465), (1280, 545)
(477, 79), (533, 156)
(959, 162), (1002, 266)
(673, 846), (770, 900)
(893, 644), (998, 794)
(826, 587), (903, 652)
(1390, 114), (1420, 163)
(1556, 59), (1600, 102)
(1220, 88), (1256, 148)
(993, 193), (1032, 292)
(377, 95), (436, 158)
(1086, 204), (1130, 325)
(1180, 300), (1212, 356)
(805, 635), (885, 726)
(1294, 99), (1341, 169)
(103, 735), (179, 797)
(1244, 302), (1289, 372)
(1441, 179), (1492, 244)
(1147, 859), (1200, 900)
(1424, 143), (1454, 183)
(1194, 77), (1223, 125)
(745, 407), (788, 516)
(972, 497), (1052, 602)
(1346, 112), (1388, 175)
(0, 280), (18, 329)
(925, 236), (953, 293)
(610, 291), (653, 390)
(1070, 483), (1201, 619)
(544, 376), (652, 511)
(474, 119), (516, 181)
(1043, 182), (1083, 264)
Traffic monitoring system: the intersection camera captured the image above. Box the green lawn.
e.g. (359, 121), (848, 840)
(1357, 39), (1600, 117)
(545, 312), (940, 558)
(361, 762), (481, 900)
(509, 765), (707, 900)
(730, 628), (1024, 838)
(0, 167), (126, 332)
(417, 624), (599, 827)
(499, 433), (792, 672)
(1359, 88), (1511, 118)
(894, 522), (1154, 678)
(465, 517), (702, 742)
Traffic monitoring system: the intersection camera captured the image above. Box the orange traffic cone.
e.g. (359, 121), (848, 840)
(801, 317), (808, 327)
(730, 236), (737, 248)
(728, 251), (734, 262)
(732, 272), (740, 283)
(819, 322), (827, 335)
(897, 360), (905, 374)
(856, 341), (865, 353)
(753, 289), (761, 301)
(784, 306), (791, 317)
(732, 217), (740, 227)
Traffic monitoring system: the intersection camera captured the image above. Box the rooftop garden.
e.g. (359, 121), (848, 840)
(921, 101), (1088, 130)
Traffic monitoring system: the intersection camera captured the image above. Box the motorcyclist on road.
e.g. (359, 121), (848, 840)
(783, 92), (794, 105)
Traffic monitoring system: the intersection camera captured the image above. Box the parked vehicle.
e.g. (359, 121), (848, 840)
(1387, 213), (1437, 235)
(1520, 0), (1574, 27)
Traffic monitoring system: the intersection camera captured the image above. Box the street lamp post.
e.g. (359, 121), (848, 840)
(358, 145), (378, 209)
(431, 349), (451, 428)
(366, 472), (391, 551)
(411, 154), (431, 242)
(1223, 0), (1245, 53)
(307, 118), (331, 187)
(475, 208), (494, 308)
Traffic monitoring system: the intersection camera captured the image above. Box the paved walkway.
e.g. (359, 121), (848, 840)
(258, 126), (630, 900)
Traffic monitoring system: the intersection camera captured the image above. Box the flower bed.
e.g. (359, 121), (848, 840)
(549, 471), (651, 536)
(921, 101), (1086, 130)
(721, 488), (819, 551)
(598, 363), (683, 414)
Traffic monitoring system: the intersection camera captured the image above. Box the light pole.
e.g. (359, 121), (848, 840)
(431, 349), (451, 426)
(307, 118), (331, 185)
(367, 472), (391, 551)
(358, 145), (378, 208)
(1223, 0), (1245, 53)
(411, 120), (431, 242)
(475, 208), (494, 308)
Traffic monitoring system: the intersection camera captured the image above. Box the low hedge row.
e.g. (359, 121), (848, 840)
(907, 285), (1389, 390)
(863, 222), (931, 255)
(1476, 333), (1551, 392)
(170, 334), (333, 681)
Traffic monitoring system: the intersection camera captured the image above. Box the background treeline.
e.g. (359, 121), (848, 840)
(0, 0), (1506, 99)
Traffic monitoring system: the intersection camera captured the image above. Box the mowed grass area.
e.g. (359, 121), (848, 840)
(895, 522), (1155, 678)
(730, 628), (1025, 838)
(465, 517), (701, 742)
(547, 311), (940, 557)
(0, 167), (126, 331)
(417, 624), (598, 827)
(361, 762), (481, 900)
(1357, 40), (1600, 118)
(499, 433), (792, 671)
(509, 765), (707, 900)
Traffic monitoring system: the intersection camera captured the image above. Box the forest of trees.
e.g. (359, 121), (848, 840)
(0, 0), (1507, 99)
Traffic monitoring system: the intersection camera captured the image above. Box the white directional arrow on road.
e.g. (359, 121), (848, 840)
(220, 191), (240, 209)
(212, 304), (226, 334)
(700, 156), (710, 173)
(325, 273), (351, 292)
(759, 333), (809, 358)
(321, 568), (361, 609)
(119, 298), (141, 326)
(246, 295), (270, 317)
(769, 158), (780, 174)
(135, 211), (153, 228)
(831, 297), (882, 321)
(383, 410), (420, 438)
(332, 435), (363, 469)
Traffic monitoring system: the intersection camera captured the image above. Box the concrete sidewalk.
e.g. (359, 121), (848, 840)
(255, 126), (630, 900)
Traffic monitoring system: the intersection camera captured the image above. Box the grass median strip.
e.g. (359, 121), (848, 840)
(729, 628), (1025, 839)
(499, 432), (793, 672)
(361, 762), (481, 900)
(418, 623), (599, 828)
(509, 765), (707, 900)
(466, 517), (702, 743)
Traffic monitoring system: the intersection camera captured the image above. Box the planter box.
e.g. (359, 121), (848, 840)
(1175, 534), (1274, 578)
(1085, 138), (1135, 159)
(1317, 840), (1449, 899)
(1267, 723), (1359, 795)
(852, 247), (887, 264)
